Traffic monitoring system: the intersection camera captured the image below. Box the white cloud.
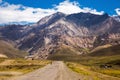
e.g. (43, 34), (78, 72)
(0, 0), (104, 24)
(82, 7), (104, 15)
(54, 0), (81, 14)
(115, 8), (120, 15)
(54, 0), (104, 15)
(0, 3), (55, 24)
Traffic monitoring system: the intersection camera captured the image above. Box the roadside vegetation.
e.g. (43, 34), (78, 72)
(66, 62), (120, 80)
(0, 58), (51, 80)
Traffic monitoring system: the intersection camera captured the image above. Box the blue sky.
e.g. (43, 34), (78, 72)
(3, 0), (120, 15)
(0, 0), (120, 24)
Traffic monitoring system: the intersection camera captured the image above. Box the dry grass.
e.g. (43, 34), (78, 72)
(0, 59), (51, 80)
(65, 62), (120, 80)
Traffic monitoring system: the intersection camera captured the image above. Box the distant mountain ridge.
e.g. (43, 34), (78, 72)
(0, 12), (120, 59)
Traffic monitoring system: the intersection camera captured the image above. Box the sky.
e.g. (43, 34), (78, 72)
(0, 0), (120, 24)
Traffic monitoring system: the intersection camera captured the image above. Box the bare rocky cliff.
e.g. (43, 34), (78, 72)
(0, 12), (120, 59)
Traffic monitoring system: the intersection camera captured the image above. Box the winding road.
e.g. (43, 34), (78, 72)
(10, 61), (83, 80)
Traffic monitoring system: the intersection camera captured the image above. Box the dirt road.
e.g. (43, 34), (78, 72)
(9, 61), (83, 80)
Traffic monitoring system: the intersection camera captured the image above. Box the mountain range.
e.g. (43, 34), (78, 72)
(0, 12), (120, 59)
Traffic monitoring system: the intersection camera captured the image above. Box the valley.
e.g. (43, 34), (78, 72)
(0, 58), (119, 80)
(0, 44), (120, 80)
(0, 12), (120, 80)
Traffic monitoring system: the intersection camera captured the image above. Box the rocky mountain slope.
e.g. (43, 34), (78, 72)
(89, 44), (120, 56)
(0, 12), (120, 59)
(0, 39), (27, 58)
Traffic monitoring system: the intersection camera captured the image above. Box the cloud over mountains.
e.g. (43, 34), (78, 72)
(1, 0), (118, 24)
(115, 8), (120, 15)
